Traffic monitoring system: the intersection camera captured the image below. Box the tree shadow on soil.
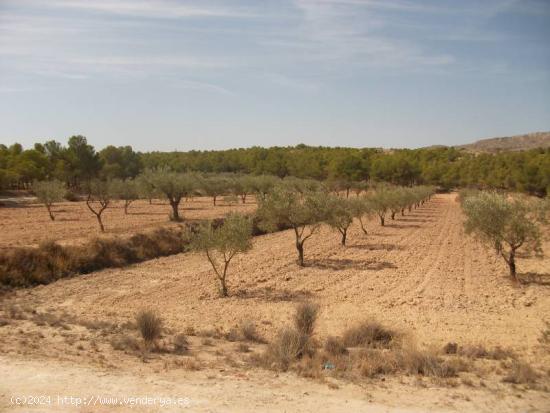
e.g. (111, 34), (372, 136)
(127, 211), (167, 216)
(518, 272), (550, 286)
(348, 243), (404, 251)
(396, 217), (434, 223)
(309, 258), (397, 271)
(384, 223), (421, 229)
(233, 287), (313, 302)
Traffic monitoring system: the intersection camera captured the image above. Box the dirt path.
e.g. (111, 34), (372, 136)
(1, 356), (545, 413)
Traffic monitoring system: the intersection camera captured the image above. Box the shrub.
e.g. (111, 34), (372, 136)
(502, 361), (538, 384)
(324, 336), (348, 355)
(266, 327), (309, 371)
(173, 333), (189, 354)
(294, 301), (319, 337)
(136, 310), (163, 349)
(0, 227), (189, 288)
(400, 348), (457, 378)
(240, 320), (263, 343)
(110, 334), (141, 352)
(342, 321), (397, 349)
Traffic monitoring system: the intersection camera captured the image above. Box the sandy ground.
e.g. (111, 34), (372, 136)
(1, 193), (549, 412)
(0, 197), (256, 249)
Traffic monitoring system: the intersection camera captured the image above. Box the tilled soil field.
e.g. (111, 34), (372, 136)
(1, 193), (549, 412)
(0, 197), (256, 249)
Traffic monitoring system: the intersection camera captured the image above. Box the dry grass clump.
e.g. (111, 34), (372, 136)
(258, 302), (320, 371)
(237, 343), (251, 353)
(173, 333), (189, 355)
(342, 320), (399, 349)
(324, 336), (348, 356)
(502, 361), (538, 384)
(136, 310), (163, 350)
(539, 322), (550, 348)
(294, 302), (319, 336)
(174, 357), (202, 370)
(110, 334), (141, 352)
(265, 327), (311, 371)
(0, 227), (189, 288)
(240, 320), (264, 343)
(458, 344), (515, 360)
(226, 320), (264, 343)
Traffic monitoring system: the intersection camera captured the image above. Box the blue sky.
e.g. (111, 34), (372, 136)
(0, 0), (549, 151)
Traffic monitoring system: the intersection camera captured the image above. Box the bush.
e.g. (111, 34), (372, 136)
(136, 310), (163, 348)
(110, 334), (141, 352)
(0, 227), (189, 288)
(324, 336), (348, 356)
(173, 333), (189, 354)
(266, 327), (309, 371)
(294, 302), (319, 337)
(240, 320), (263, 343)
(342, 321), (398, 349)
(502, 361), (538, 384)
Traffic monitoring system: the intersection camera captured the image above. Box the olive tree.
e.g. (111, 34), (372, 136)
(201, 175), (228, 206)
(32, 179), (66, 221)
(191, 212), (253, 297)
(111, 178), (139, 214)
(136, 175), (159, 204)
(249, 175), (280, 201)
(86, 179), (113, 232)
(143, 168), (196, 221)
(350, 195), (373, 235)
(257, 184), (326, 266)
(462, 192), (544, 280)
(369, 187), (392, 226)
(325, 195), (354, 245)
(231, 175), (253, 204)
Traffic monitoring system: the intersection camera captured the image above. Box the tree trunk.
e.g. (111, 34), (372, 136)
(341, 229), (347, 246)
(46, 204), (55, 221)
(346, 188), (350, 198)
(296, 240), (305, 266)
(391, 211), (396, 220)
(213, 196), (217, 206)
(169, 199), (181, 221)
(508, 250), (517, 281)
(358, 218), (368, 235)
(401, 208), (405, 216)
(379, 215), (385, 226)
(240, 194), (246, 204)
(96, 215), (105, 232)
(124, 200), (130, 215)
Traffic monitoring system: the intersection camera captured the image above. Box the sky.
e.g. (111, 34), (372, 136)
(0, 0), (549, 152)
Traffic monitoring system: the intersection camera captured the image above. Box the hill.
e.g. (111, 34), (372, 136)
(456, 131), (550, 153)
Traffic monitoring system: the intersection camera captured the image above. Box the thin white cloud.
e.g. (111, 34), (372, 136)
(48, 0), (254, 19)
(173, 80), (233, 95)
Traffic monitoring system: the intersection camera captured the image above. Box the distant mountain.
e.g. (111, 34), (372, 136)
(455, 132), (550, 153)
